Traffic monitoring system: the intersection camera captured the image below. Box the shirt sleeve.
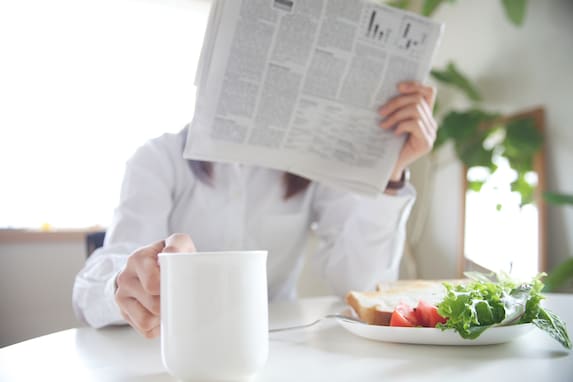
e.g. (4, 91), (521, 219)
(72, 246), (132, 328)
(309, 183), (416, 298)
(72, 134), (183, 328)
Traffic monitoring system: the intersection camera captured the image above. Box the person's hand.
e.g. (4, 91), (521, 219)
(115, 233), (196, 338)
(378, 81), (437, 182)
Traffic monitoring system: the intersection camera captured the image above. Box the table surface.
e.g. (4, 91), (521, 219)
(1, 294), (572, 382)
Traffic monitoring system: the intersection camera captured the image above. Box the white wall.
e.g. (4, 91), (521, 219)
(0, 240), (86, 347)
(408, 0), (573, 278)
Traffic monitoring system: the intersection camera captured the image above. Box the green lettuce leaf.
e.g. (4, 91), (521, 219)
(436, 272), (571, 349)
(533, 308), (572, 350)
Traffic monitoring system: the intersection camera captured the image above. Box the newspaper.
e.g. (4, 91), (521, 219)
(185, 0), (444, 196)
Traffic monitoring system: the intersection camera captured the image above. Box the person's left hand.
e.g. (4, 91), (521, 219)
(378, 81), (437, 182)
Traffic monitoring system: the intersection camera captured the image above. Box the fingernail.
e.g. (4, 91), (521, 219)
(379, 106), (388, 116)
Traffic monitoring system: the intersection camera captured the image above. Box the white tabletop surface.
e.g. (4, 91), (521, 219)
(1, 294), (572, 382)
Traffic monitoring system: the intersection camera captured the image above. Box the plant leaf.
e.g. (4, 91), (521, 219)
(385, 0), (411, 10)
(445, 110), (498, 166)
(501, 0), (528, 26)
(511, 175), (535, 206)
(431, 62), (482, 102)
(502, 118), (542, 204)
(433, 126), (449, 149)
(457, 141), (492, 168)
(467, 180), (484, 192)
(422, 0), (446, 16)
(435, 110), (499, 167)
(543, 258), (573, 293)
(543, 192), (573, 206)
(504, 117), (543, 159)
(440, 109), (498, 139)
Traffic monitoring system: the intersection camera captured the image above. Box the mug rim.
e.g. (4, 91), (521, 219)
(158, 250), (268, 258)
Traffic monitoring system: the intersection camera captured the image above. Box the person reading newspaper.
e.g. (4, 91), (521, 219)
(188, 0), (444, 195)
(73, 81), (437, 338)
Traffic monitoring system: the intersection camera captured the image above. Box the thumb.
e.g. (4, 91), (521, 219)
(163, 233), (197, 253)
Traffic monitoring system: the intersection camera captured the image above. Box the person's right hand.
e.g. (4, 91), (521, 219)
(115, 233), (196, 338)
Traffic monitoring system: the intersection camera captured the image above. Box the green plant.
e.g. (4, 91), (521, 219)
(387, 0), (528, 26)
(383, 0), (572, 291)
(542, 192), (573, 292)
(430, 81), (543, 206)
(544, 192), (573, 206)
(543, 258), (573, 293)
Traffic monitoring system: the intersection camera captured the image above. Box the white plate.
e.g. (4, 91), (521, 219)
(336, 310), (534, 346)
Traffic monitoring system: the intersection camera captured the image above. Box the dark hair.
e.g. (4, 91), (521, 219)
(188, 160), (310, 199)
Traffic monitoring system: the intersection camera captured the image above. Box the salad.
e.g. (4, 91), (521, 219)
(389, 272), (571, 350)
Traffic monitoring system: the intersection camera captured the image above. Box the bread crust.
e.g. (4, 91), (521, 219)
(346, 290), (391, 325)
(345, 279), (466, 326)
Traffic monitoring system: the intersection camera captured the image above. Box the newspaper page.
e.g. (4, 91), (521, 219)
(185, 0), (444, 195)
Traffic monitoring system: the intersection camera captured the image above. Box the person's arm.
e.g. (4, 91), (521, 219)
(72, 244), (137, 328)
(72, 134), (186, 329)
(310, 81), (437, 297)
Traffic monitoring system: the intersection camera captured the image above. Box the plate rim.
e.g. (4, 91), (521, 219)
(336, 308), (535, 346)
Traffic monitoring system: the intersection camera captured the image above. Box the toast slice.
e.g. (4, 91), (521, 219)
(345, 280), (462, 325)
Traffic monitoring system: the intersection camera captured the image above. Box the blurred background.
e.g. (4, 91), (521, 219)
(0, 0), (571, 347)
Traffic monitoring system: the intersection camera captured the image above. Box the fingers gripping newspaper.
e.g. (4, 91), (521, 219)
(185, 0), (444, 196)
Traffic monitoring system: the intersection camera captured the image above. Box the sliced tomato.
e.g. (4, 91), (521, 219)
(415, 300), (447, 328)
(389, 302), (420, 327)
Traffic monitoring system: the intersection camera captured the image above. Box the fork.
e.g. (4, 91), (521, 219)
(269, 313), (364, 333)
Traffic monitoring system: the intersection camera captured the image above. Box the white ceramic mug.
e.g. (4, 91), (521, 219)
(158, 251), (269, 382)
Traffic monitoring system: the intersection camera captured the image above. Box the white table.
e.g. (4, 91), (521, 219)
(1, 294), (572, 381)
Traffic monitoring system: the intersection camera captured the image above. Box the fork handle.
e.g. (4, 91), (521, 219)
(269, 314), (363, 333)
(269, 318), (323, 333)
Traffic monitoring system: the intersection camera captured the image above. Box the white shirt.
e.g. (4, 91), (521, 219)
(72, 128), (416, 328)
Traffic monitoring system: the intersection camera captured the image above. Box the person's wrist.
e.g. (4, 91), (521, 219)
(114, 272), (120, 293)
(385, 168), (409, 191)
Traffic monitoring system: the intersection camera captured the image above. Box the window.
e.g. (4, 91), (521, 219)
(464, 159), (539, 280)
(0, 0), (210, 228)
